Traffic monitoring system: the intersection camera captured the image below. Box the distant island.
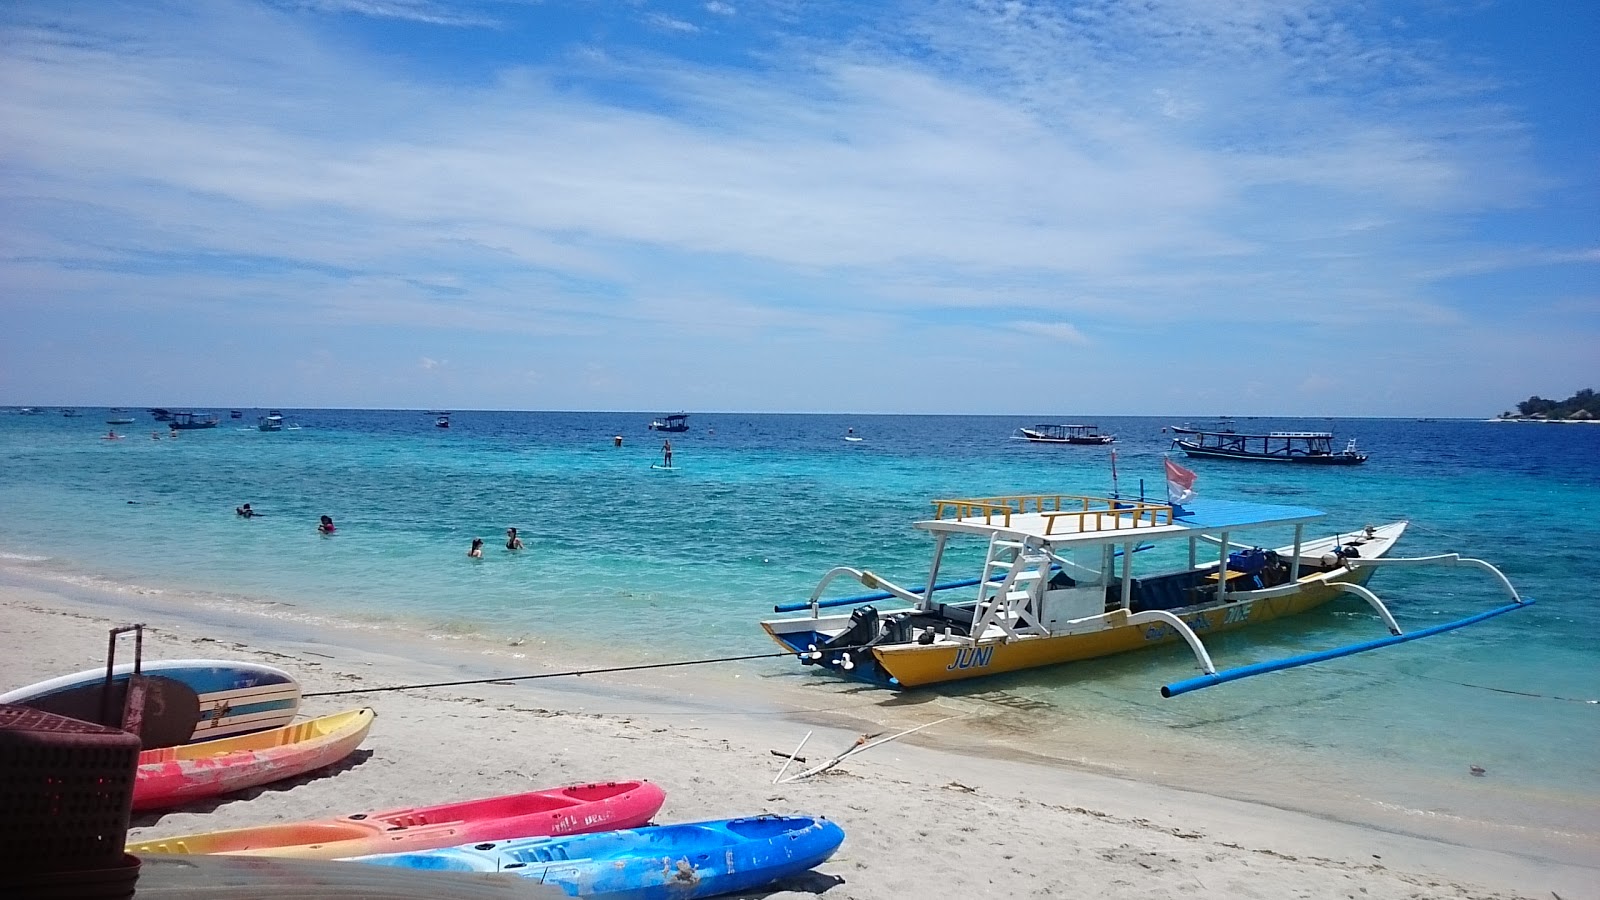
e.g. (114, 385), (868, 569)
(1494, 388), (1598, 422)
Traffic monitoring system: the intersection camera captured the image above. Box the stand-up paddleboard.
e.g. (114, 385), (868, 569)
(0, 659), (301, 746)
(844, 436), (863, 442)
(649, 464), (678, 471)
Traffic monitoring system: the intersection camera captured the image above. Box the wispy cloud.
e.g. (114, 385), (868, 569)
(0, 0), (1591, 414)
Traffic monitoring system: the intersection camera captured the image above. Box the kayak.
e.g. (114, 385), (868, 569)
(129, 780), (667, 859)
(350, 814), (845, 900)
(133, 708), (374, 811)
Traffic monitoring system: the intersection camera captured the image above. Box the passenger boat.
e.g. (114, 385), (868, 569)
(1170, 425), (1366, 464)
(647, 412), (689, 432)
(760, 475), (1530, 694)
(133, 708), (374, 810)
(258, 411), (284, 431)
(170, 411), (220, 430)
(1015, 423), (1114, 445)
(349, 815), (845, 900)
(129, 780), (666, 859)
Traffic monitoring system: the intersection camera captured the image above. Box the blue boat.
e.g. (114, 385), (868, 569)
(350, 815), (844, 900)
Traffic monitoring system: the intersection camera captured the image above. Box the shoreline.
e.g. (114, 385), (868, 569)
(1, 564), (1596, 898)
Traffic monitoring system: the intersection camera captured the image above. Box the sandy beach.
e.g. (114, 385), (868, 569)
(2, 569), (1594, 900)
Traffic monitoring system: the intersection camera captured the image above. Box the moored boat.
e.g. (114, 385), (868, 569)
(1015, 423), (1115, 444)
(170, 411), (220, 429)
(760, 471), (1529, 693)
(258, 410), (284, 431)
(129, 780), (667, 859)
(349, 814), (845, 900)
(133, 707), (374, 810)
(1170, 425), (1366, 464)
(647, 412), (689, 432)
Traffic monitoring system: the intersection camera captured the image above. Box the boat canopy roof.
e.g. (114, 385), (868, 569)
(1172, 426), (1335, 439)
(913, 494), (1324, 547)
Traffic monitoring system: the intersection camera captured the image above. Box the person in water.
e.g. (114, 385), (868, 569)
(661, 439), (673, 468)
(317, 514), (336, 534)
(236, 503), (254, 518)
(505, 527), (524, 550)
(468, 538), (484, 558)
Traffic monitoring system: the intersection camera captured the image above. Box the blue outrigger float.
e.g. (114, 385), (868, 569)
(761, 470), (1531, 696)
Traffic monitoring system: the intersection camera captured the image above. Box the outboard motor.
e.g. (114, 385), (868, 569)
(822, 605), (881, 651)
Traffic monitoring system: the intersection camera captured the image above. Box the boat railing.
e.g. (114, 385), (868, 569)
(800, 567), (923, 617)
(930, 494), (1173, 531)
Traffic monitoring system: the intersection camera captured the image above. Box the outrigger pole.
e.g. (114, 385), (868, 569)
(1162, 554), (1534, 698)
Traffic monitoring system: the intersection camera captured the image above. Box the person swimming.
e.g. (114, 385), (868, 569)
(468, 538), (484, 558)
(505, 527), (523, 550)
(236, 503), (254, 518)
(317, 515), (336, 534)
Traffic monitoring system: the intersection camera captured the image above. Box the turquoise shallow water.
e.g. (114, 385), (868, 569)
(2, 409), (1597, 838)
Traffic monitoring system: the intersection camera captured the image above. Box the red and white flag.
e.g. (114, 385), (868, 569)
(1165, 457), (1197, 505)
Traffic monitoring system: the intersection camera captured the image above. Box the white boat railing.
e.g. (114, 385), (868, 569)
(1344, 554), (1523, 603)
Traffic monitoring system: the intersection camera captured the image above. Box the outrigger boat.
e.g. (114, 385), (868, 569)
(1015, 423), (1115, 445)
(760, 481), (1530, 695)
(1170, 425), (1366, 465)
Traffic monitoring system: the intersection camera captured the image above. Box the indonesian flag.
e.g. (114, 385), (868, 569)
(1165, 457), (1197, 505)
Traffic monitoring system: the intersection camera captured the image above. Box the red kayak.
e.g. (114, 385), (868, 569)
(133, 708), (374, 811)
(129, 780), (667, 859)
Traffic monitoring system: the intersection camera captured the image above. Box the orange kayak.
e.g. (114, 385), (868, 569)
(132, 708), (374, 811)
(129, 780), (667, 859)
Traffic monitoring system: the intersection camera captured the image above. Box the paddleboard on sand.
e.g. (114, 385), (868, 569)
(0, 659), (302, 747)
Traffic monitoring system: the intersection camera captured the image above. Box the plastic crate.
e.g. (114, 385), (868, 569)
(0, 703), (140, 874)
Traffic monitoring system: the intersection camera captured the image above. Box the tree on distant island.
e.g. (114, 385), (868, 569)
(1502, 388), (1598, 420)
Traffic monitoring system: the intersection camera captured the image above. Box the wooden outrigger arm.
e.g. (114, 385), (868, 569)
(1160, 554), (1533, 697)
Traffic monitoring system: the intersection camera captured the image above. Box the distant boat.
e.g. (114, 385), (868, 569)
(169, 411), (219, 430)
(435, 415), (451, 429)
(1170, 425), (1366, 465)
(149, 408), (174, 422)
(1014, 424), (1114, 445)
(61, 408), (81, 418)
(17, 407), (41, 415)
(231, 410), (243, 419)
(106, 417), (135, 425)
(258, 411), (284, 432)
(648, 412), (689, 432)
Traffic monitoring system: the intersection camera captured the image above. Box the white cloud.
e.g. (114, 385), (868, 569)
(1007, 321), (1091, 344)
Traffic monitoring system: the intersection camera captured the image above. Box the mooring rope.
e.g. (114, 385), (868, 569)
(301, 646), (856, 698)
(1412, 672), (1597, 704)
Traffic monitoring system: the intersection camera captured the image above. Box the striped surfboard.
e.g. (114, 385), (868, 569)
(0, 659), (302, 744)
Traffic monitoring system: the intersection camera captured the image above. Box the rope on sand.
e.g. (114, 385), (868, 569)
(300, 646), (867, 698)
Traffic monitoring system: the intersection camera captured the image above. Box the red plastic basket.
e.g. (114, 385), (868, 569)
(0, 703), (141, 875)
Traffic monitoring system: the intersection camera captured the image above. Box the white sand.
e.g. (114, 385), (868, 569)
(2, 573), (1595, 900)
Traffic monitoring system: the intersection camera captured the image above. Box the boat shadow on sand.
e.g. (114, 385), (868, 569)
(130, 748), (375, 825)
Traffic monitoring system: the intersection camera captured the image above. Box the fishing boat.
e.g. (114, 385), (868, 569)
(129, 780), (667, 859)
(170, 411), (220, 430)
(349, 815), (845, 900)
(258, 410), (284, 431)
(1015, 423), (1115, 445)
(133, 708), (374, 811)
(1170, 425), (1366, 464)
(759, 473), (1530, 694)
(647, 412), (689, 432)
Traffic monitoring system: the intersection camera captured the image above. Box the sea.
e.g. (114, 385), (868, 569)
(2, 409), (1597, 853)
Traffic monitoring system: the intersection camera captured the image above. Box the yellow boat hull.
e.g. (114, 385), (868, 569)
(868, 569), (1374, 688)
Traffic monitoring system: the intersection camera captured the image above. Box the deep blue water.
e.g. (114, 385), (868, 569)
(1, 408), (1597, 834)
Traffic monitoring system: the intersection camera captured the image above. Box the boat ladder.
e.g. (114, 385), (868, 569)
(970, 536), (1051, 640)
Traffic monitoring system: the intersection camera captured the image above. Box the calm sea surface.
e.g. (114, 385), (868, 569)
(2, 409), (1596, 839)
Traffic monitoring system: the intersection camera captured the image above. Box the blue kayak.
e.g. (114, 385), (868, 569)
(348, 814), (844, 899)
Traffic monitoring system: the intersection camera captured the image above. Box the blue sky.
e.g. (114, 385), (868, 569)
(1, 0), (1594, 417)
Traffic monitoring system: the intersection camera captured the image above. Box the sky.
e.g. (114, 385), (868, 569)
(1, 0), (1595, 417)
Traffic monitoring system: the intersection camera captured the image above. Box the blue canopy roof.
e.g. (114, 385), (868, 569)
(1170, 497), (1325, 530)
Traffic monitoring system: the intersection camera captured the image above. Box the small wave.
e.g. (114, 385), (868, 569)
(0, 552), (50, 562)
